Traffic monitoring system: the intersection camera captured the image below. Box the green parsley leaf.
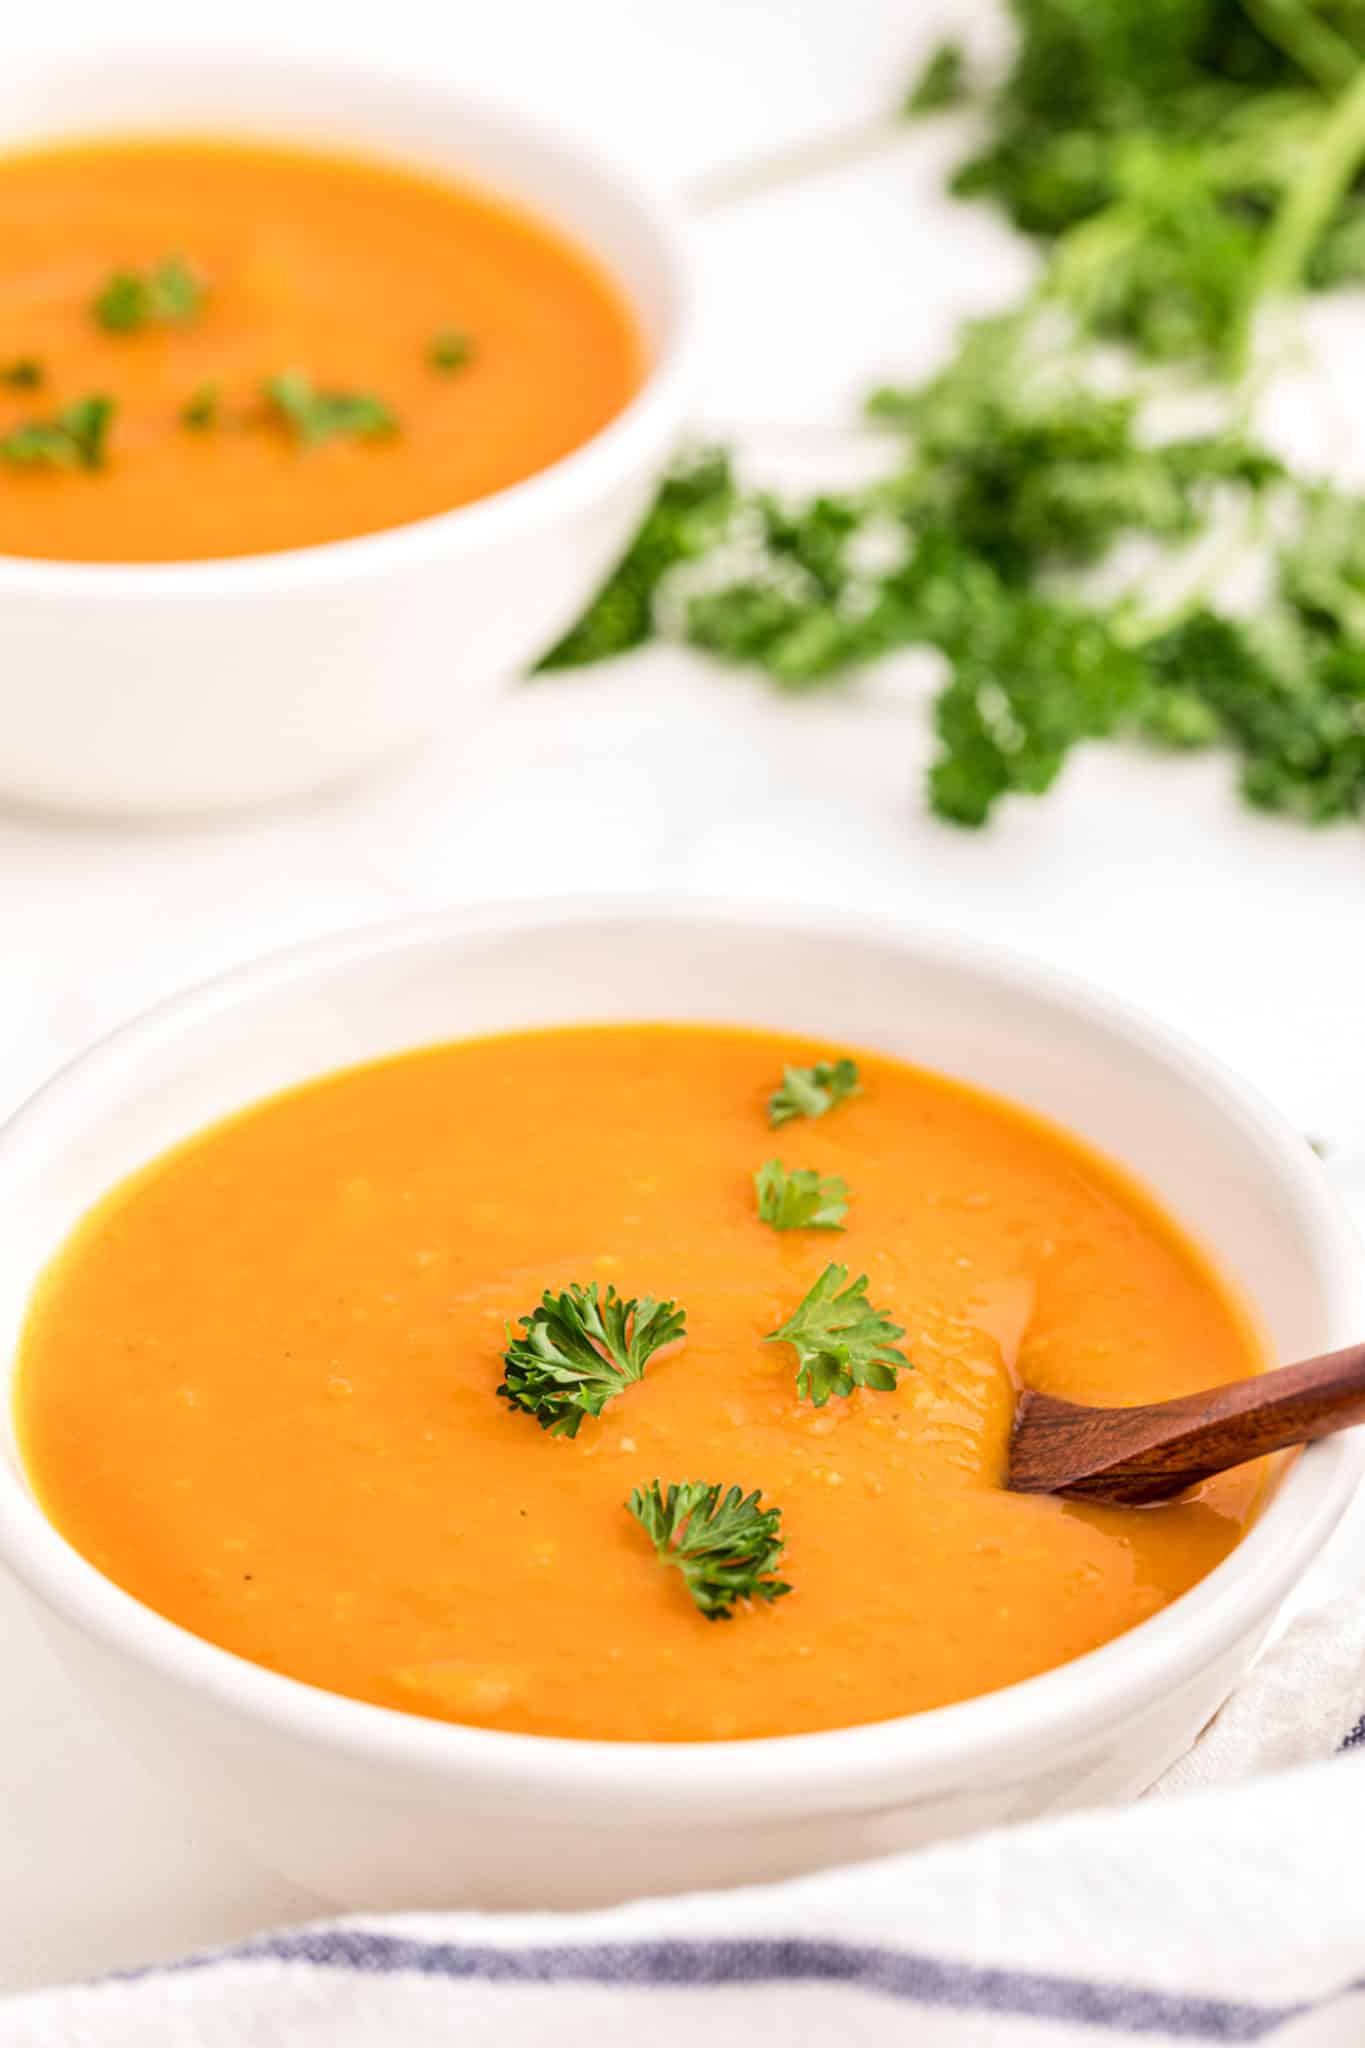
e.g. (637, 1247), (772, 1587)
(928, 590), (1149, 827)
(0, 358), (42, 389)
(536, 447), (737, 668)
(428, 328), (474, 372)
(93, 275), (145, 334)
(627, 1479), (791, 1620)
(869, 314), (1283, 579)
(754, 1159), (848, 1232)
(946, 1), (1365, 368)
(263, 372), (398, 449)
(0, 394), (115, 471)
(93, 257), (205, 333)
(904, 40), (970, 115)
(768, 1057), (861, 1129)
(766, 1262), (909, 1406)
(499, 1282), (685, 1438)
(181, 382), (221, 430)
(1143, 606), (1365, 824)
(1279, 483), (1365, 647)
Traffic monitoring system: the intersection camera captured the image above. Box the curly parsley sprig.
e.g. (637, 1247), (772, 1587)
(499, 1282), (685, 1438)
(263, 372), (398, 449)
(93, 257), (205, 333)
(627, 1479), (791, 1620)
(536, 448), (738, 668)
(768, 1058), (861, 1128)
(428, 328), (474, 372)
(754, 1159), (848, 1231)
(767, 1262), (909, 1407)
(181, 383), (221, 430)
(0, 394), (115, 471)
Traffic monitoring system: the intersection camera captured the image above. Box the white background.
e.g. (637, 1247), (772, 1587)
(3, 0), (1364, 1995)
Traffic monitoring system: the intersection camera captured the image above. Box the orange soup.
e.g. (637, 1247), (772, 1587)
(15, 1025), (1265, 1742)
(0, 137), (643, 561)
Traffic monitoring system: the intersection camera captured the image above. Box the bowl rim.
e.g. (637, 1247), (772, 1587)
(0, 49), (694, 599)
(2, 894), (1362, 1814)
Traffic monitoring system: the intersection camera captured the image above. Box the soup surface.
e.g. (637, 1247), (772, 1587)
(15, 1025), (1265, 1741)
(0, 137), (643, 561)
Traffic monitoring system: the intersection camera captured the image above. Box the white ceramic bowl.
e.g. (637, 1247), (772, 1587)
(0, 57), (691, 816)
(1, 900), (1362, 1911)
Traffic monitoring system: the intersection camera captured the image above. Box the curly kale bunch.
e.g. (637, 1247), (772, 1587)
(538, 0), (1365, 831)
(944, 0), (1365, 362)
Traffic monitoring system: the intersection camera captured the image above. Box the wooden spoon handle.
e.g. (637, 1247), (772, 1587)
(1010, 1340), (1365, 1505)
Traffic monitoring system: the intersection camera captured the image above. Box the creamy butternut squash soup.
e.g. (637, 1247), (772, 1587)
(15, 1025), (1265, 1741)
(0, 138), (643, 561)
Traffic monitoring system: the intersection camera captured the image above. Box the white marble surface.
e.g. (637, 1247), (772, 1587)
(4, 0), (1365, 1997)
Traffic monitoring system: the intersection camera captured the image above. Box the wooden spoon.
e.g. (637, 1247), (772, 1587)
(1007, 1341), (1365, 1505)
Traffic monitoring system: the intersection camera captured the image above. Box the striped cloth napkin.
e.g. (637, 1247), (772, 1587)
(3, 1590), (1363, 2046)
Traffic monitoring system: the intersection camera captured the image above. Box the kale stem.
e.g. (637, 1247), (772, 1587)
(1233, 57), (1365, 373)
(1239, 0), (1361, 93)
(687, 116), (911, 212)
(1118, 493), (1271, 648)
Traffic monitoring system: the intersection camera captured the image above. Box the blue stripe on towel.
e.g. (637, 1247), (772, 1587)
(111, 1930), (1329, 2039)
(1342, 1714), (1365, 1749)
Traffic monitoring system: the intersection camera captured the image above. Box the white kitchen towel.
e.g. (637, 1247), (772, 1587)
(3, 1588), (1364, 2047)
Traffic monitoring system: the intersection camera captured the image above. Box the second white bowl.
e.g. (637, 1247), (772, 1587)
(0, 56), (692, 815)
